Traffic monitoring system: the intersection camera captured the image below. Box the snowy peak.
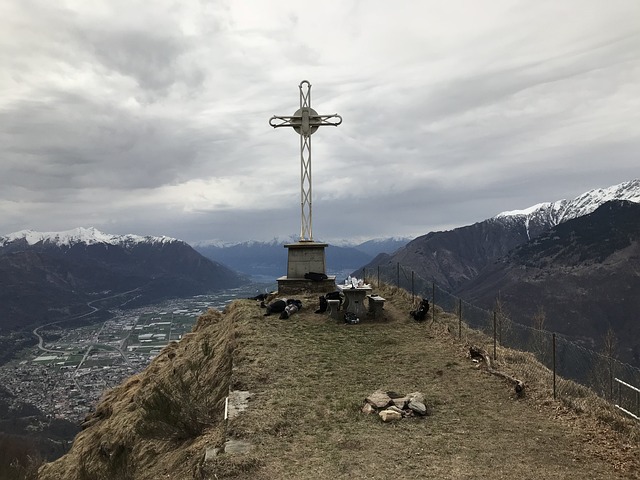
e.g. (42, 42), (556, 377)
(0, 227), (179, 248)
(556, 179), (640, 223)
(496, 179), (640, 226)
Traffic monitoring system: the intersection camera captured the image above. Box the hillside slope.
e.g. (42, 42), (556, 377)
(457, 200), (640, 361)
(38, 287), (640, 479)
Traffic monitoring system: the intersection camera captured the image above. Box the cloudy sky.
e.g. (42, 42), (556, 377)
(1, 0), (639, 245)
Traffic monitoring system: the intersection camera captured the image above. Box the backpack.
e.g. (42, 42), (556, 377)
(344, 312), (359, 324)
(315, 295), (328, 314)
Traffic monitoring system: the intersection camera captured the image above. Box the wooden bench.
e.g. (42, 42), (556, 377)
(367, 295), (386, 318)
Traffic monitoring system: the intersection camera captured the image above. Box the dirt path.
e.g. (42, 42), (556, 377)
(219, 293), (639, 479)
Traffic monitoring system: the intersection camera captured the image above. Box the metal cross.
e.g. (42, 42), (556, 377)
(270, 80), (342, 242)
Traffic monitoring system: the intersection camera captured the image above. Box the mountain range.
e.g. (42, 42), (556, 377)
(367, 179), (640, 291)
(194, 236), (410, 281)
(462, 200), (640, 352)
(0, 227), (245, 332)
(2, 179), (638, 359)
(364, 179), (640, 362)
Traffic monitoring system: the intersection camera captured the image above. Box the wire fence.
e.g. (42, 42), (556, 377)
(359, 262), (640, 421)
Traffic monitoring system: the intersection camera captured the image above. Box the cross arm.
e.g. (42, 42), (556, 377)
(269, 113), (342, 129)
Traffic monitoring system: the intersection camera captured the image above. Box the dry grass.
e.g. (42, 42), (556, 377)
(38, 284), (640, 479)
(204, 283), (640, 479)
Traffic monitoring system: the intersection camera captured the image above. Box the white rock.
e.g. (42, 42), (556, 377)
(379, 409), (402, 422)
(361, 403), (376, 415)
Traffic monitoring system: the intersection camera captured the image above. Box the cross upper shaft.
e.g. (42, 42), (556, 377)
(269, 80), (342, 137)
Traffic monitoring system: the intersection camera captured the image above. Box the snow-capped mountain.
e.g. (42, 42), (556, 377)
(495, 179), (640, 239)
(0, 226), (178, 248)
(364, 179), (640, 291)
(0, 227), (246, 332)
(460, 199), (640, 364)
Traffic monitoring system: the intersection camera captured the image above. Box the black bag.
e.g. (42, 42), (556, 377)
(305, 272), (328, 281)
(264, 299), (286, 316)
(410, 299), (429, 322)
(315, 295), (328, 314)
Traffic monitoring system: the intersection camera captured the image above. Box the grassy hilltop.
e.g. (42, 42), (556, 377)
(38, 284), (640, 479)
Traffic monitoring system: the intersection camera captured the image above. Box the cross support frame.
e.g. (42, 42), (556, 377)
(269, 80), (342, 241)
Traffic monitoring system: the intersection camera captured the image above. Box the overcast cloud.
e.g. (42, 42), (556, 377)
(1, 0), (639, 244)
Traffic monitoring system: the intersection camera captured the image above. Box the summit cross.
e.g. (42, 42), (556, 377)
(269, 80), (342, 242)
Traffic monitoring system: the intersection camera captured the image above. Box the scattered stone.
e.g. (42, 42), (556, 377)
(386, 390), (404, 399)
(407, 392), (425, 404)
(379, 409), (403, 422)
(363, 389), (430, 422)
(408, 400), (428, 416)
(224, 438), (252, 454)
(387, 405), (405, 415)
(366, 389), (392, 409)
(227, 390), (252, 419)
(361, 402), (376, 415)
(392, 397), (409, 409)
(204, 446), (221, 461)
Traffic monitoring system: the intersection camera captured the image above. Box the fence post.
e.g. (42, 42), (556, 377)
(377, 266), (380, 287)
(458, 298), (462, 340)
(493, 311), (497, 361)
(362, 267), (365, 282)
(618, 378), (622, 408)
(552, 333), (556, 400)
(432, 281), (436, 323)
(609, 354), (614, 401)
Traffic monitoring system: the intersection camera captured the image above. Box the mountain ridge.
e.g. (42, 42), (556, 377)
(0, 227), (178, 248)
(365, 178), (640, 290)
(456, 200), (640, 360)
(0, 228), (246, 333)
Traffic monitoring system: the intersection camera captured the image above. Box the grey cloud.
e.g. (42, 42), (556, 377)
(1, 1), (639, 245)
(77, 27), (205, 94)
(0, 89), (241, 195)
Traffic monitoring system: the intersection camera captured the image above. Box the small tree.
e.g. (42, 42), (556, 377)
(589, 326), (618, 400)
(530, 305), (550, 366)
(493, 293), (512, 345)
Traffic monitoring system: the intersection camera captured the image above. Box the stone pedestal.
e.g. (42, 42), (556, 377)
(277, 241), (336, 294)
(285, 241), (326, 277)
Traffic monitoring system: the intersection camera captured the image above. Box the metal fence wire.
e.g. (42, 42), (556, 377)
(362, 262), (640, 420)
